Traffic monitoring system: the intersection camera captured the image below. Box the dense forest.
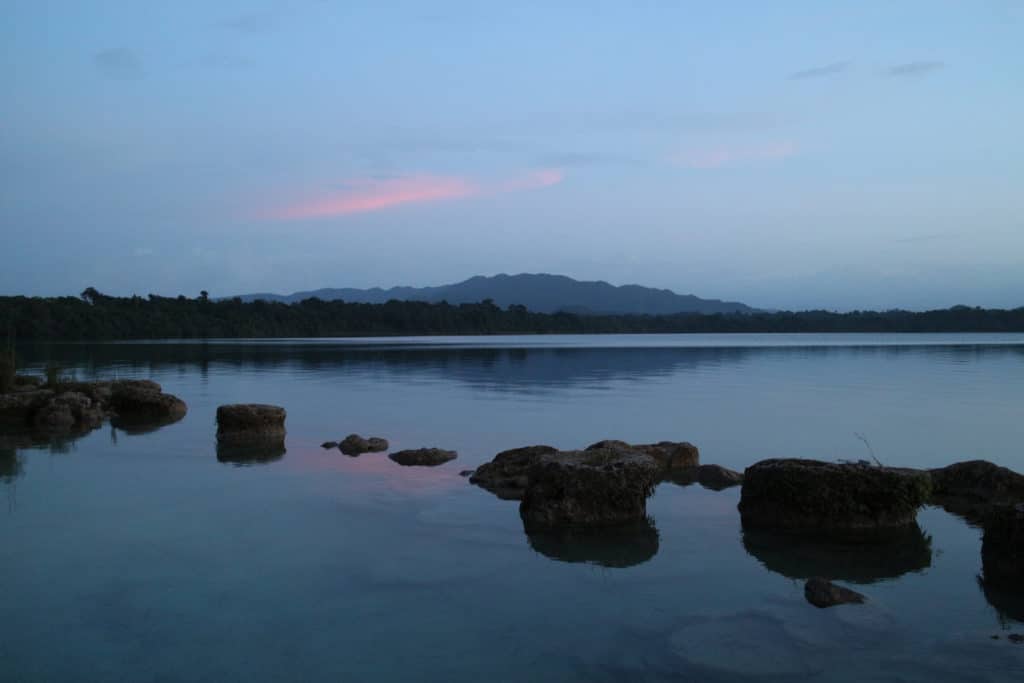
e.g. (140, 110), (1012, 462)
(0, 288), (1022, 340)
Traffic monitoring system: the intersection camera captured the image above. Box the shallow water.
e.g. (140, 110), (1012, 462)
(2, 334), (1023, 681)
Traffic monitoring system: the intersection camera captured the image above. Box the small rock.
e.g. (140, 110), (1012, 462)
(321, 441), (339, 449)
(459, 469), (475, 477)
(696, 464), (744, 490)
(586, 439), (699, 471)
(339, 434), (389, 455)
(1009, 634), (1024, 644)
(389, 448), (457, 467)
(216, 404), (286, 438)
(804, 577), (866, 608)
(366, 437), (389, 452)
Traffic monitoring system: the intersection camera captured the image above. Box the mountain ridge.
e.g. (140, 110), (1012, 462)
(235, 273), (755, 315)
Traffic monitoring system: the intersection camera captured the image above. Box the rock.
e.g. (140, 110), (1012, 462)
(216, 404), (286, 438)
(32, 391), (104, 432)
(520, 448), (660, 530)
(13, 375), (43, 388)
(389, 448), (457, 467)
(109, 382), (187, 422)
(470, 445), (558, 499)
(458, 469), (474, 477)
(339, 434), (389, 455)
(321, 441), (339, 449)
(696, 464), (743, 490)
(0, 389), (54, 425)
(1010, 634), (1024, 644)
(930, 460), (1024, 522)
(981, 503), (1024, 588)
(738, 459), (932, 534)
(804, 577), (866, 608)
(586, 439), (699, 471)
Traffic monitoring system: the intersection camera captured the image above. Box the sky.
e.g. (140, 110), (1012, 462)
(2, 0), (1022, 311)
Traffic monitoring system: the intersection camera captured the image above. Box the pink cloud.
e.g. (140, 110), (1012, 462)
(264, 168), (564, 221)
(674, 141), (797, 169)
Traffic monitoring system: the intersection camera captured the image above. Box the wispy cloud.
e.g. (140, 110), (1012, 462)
(789, 61), (851, 80)
(264, 169), (564, 221)
(672, 142), (797, 169)
(886, 61), (946, 77)
(94, 48), (144, 80)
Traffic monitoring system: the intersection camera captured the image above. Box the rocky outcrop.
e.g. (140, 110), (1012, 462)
(216, 404), (286, 439)
(339, 434), (389, 456)
(520, 448), (660, 530)
(470, 445), (558, 499)
(389, 447), (457, 467)
(930, 460), (1024, 522)
(804, 577), (866, 608)
(982, 503), (1024, 588)
(738, 459), (932, 534)
(0, 389), (55, 426)
(586, 439), (699, 471)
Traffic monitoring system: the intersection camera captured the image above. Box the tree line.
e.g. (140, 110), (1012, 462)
(0, 288), (1022, 340)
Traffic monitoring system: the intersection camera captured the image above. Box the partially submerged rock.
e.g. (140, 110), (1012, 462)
(389, 447), (457, 467)
(470, 445), (558, 499)
(738, 459), (932, 534)
(216, 404), (286, 439)
(804, 577), (866, 608)
(982, 503), (1024, 588)
(930, 460), (1024, 523)
(321, 441), (338, 449)
(586, 439), (699, 471)
(339, 434), (389, 455)
(520, 448), (660, 530)
(695, 464), (743, 490)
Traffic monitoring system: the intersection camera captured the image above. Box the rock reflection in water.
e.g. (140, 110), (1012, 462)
(1, 446), (23, 481)
(526, 517), (659, 568)
(978, 576), (1024, 624)
(742, 523), (933, 584)
(216, 437), (287, 466)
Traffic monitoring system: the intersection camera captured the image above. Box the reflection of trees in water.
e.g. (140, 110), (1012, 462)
(526, 517), (660, 568)
(1, 446), (23, 481)
(741, 524), (933, 584)
(19, 341), (1023, 395)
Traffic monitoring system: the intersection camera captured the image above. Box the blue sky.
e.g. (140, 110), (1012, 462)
(2, 0), (1022, 310)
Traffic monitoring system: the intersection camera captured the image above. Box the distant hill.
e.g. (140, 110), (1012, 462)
(235, 273), (755, 315)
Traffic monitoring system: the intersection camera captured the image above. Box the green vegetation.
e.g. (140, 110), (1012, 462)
(0, 288), (1021, 341)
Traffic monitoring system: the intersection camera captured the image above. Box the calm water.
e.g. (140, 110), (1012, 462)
(2, 334), (1024, 682)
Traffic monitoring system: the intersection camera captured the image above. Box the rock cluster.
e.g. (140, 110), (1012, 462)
(0, 377), (186, 437)
(520, 448), (660, 531)
(738, 459), (932, 534)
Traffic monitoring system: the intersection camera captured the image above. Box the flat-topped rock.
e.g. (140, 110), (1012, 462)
(216, 404), (286, 438)
(389, 447), (457, 467)
(520, 448), (660, 530)
(470, 445), (558, 499)
(738, 459), (932, 534)
(339, 434), (389, 455)
(586, 439), (699, 471)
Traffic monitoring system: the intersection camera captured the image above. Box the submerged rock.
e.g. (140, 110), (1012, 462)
(339, 434), (389, 455)
(804, 577), (867, 608)
(930, 460), (1024, 522)
(696, 464), (744, 490)
(738, 459), (932, 534)
(389, 447), (457, 467)
(458, 469), (474, 477)
(470, 445), (558, 499)
(216, 404), (286, 438)
(520, 448), (660, 530)
(526, 516), (660, 568)
(981, 503), (1024, 588)
(321, 441), (338, 449)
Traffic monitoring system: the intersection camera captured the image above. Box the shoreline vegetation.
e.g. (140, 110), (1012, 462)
(0, 288), (1022, 340)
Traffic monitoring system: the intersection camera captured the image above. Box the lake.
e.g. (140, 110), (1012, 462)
(2, 334), (1024, 681)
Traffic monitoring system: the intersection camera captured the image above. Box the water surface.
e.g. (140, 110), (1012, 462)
(2, 334), (1023, 681)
